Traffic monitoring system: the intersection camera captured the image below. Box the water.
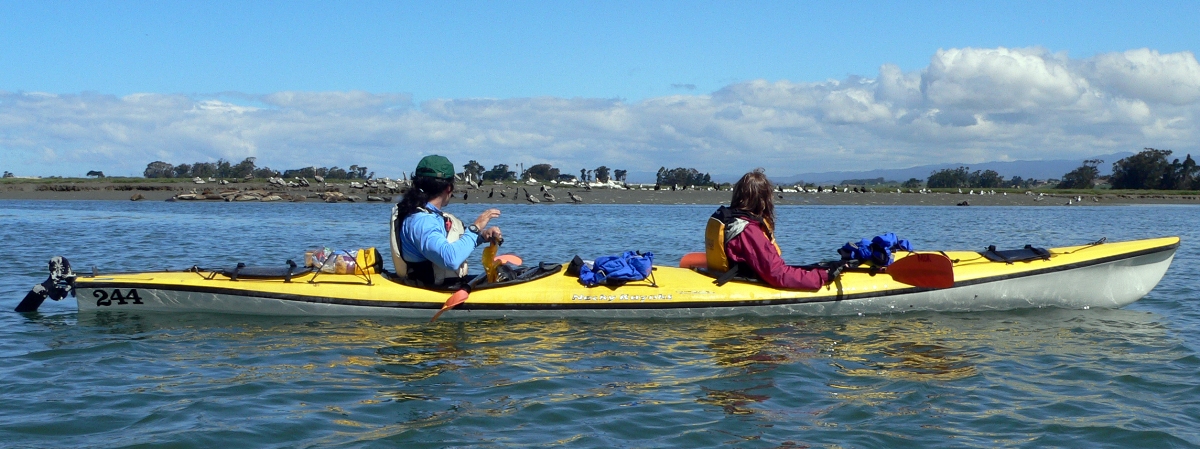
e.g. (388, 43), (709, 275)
(2, 200), (1199, 447)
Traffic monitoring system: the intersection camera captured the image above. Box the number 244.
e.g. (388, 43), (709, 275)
(94, 289), (144, 306)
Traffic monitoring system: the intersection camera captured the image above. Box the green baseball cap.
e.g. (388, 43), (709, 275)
(414, 155), (455, 179)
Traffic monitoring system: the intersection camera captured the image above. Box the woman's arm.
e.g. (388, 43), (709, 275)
(403, 213), (480, 269)
(725, 221), (828, 289)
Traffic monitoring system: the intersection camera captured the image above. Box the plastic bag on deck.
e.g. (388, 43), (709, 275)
(304, 247), (380, 274)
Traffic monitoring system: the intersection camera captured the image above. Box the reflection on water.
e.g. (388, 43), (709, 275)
(697, 384), (773, 415)
(3, 301), (1194, 447)
(823, 317), (980, 382)
(63, 309), (1178, 406)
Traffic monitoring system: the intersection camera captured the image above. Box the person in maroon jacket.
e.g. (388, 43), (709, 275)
(709, 169), (842, 289)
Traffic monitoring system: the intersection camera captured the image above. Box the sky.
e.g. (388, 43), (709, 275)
(1, 0), (1198, 181)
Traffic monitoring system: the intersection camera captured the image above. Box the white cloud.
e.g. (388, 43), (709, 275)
(1085, 49), (1200, 105)
(922, 47), (1089, 111)
(875, 64), (923, 108)
(260, 91), (412, 113)
(1, 47), (1198, 180)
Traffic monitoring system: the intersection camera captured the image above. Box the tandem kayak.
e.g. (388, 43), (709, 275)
(19, 236), (1178, 318)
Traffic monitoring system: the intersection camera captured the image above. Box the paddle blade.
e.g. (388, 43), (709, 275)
(679, 252), (707, 269)
(887, 253), (954, 289)
(483, 242), (499, 283)
(494, 254), (522, 266)
(430, 289), (470, 322)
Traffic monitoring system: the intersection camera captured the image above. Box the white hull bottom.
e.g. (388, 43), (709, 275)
(76, 249), (1175, 319)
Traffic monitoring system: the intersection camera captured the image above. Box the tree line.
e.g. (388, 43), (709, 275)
(913, 148), (1199, 191)
(919, 167), (1039, 189)
(142, 157), (693, 187)
(455, 161), (716, 188)
(461, 160), (630, 184)
(144, 158), (372, 180)
(1054, 148), (1198, 190)
(1116, 149), (1198, 190)
(656, 167), (714, 188)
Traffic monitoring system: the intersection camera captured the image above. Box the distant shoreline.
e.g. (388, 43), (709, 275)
(1, 180), (1199, 206)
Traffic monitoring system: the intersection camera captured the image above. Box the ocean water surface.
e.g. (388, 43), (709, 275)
(2, 200), (1199, 447)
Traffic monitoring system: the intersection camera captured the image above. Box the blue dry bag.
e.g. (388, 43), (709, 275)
(578, 251), (654, 286)
(838, 232), (913, 266)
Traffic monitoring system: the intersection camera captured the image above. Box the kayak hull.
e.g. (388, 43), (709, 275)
(71, 237), (1179, 318)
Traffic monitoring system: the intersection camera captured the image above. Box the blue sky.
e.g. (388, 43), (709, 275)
(2, 1), (1198, 180)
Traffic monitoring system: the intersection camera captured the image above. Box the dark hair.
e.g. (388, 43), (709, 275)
(396, 176), (455, 223)
(730, 168), (775, 227)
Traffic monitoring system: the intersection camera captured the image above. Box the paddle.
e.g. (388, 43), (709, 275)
(885, 253), (954, 288)
(679, 252), (707, 269)
(494, 254), (523, 267)
(431, 239), (522, 322)
(676, 251), (954, 289)
(483, 240), (500, 283)
(430, 277), (482, 322)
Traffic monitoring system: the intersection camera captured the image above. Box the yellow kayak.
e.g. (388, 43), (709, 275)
(37, 236), (1180, 318)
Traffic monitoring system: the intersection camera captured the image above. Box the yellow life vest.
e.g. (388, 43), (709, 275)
(704, 206), (782, 273)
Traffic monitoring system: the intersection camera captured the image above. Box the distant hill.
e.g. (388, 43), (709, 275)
(770, 152), (1133, 185)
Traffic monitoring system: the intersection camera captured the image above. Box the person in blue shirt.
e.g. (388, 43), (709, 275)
(389, 155), (502, 286)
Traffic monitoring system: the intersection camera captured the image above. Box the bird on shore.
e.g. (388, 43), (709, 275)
(543, 191), (556, 202)
(488, 188), (494, 198)
(499, 189), (507, 198)
(568, 192), (583, 203)
(524, 188), (540, 203)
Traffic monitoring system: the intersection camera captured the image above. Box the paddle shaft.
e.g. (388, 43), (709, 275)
(433, 238), (515, 322)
